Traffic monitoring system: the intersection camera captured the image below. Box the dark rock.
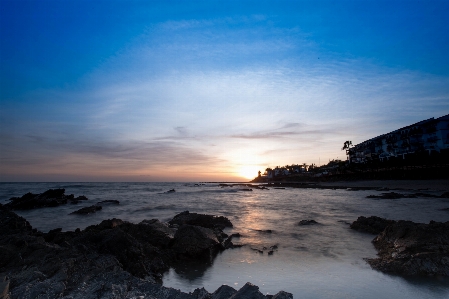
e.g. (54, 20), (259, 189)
(255, 229), (272, 233)
(5, 189), (72, 210)
(169, 211), (233, 230)
(74, 195), (88, 201)
(272, 291), (293, 299)
(298, 220), (318, 225)
(97, 199), (120, 205)
(367, 220), (449, 276)
(0, 205), (289, 298)
(69, 205), (102, 215)
(229, 282), (266, 299)
(172, 225), (220, 259)
(191, 287), (211, 299)
(211, 285), (237, 299)
(366, 192), (411, 199)
(350, 216), (396, 235)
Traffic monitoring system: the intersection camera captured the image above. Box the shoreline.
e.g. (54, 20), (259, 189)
(247, 179), (449, 192)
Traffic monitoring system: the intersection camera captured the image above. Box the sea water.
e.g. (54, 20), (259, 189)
(1, 182), (448, 299)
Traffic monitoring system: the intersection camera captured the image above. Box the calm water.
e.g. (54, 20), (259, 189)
(1, 182), (449, 298)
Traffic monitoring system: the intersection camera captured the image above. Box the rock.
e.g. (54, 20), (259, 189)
(363, 218), (449, 276)
(97, 200), (120, 205)
(350, 216), (396, 235)
(169, 211), (233, 230)
(255, 229), (272, 233)
(272, 291), (293, 299)
(0, 205), (289, 298)
(229, 282), (266, 299)
(0, 276), (10, 299)
(69, 205), (102, 215)
(211, 285), (237, 299)
(172, 225), (220, 259)
(366, 192), (411, 199)
(5, 189), (73, 210)
(298, 220), (318, 225)
(191, 287), (211, 299)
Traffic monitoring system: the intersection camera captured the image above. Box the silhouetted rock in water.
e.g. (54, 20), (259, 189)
(255, 229), (273, 233)
(366, 192), (413, 199)
(0, 205), (291, 298)
(298, 220), (319, 225)
(69, 204), (102, 215)
(366, 192), (442, 200)
(169, 211), (233, 230)
(5, 189), (88, 210)
(166, 189), (176, 193)
(350, 216), (396, 235)
(367, 220), (449, 276)
(97, 199), (120, 205)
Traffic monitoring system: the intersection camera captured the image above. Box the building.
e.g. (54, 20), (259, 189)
(348, 114), (449, 163)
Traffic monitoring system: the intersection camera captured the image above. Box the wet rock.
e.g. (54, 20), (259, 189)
(172, 225), (220, 259)
(229, 282), (266, 299)
(191, 287), (211, 299)
(0, 205), (289, 298)
(350, 216), (396, 235)
(211, 285), (237, 299)
(6, 189), (73, 210)
(69, 204), (102, 215)
(272, 291), (293, 299)
(298, 220), (318, 226)
(367, 220), (449, 276)
(366, 192), (412, 199)
(169, 211), (233, 230)
(255, 229), (272, 233)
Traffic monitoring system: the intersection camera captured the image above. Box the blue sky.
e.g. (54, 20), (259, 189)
(1, 0), (449, 181)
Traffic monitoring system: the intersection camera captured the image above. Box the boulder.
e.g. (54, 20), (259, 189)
(229, 282), (266, 299)
(350, 216), (396, 235)
(298, 220), (318, 226)
(367, 220), (449, 276)
(211, 285), (237, 299)
(172, 225), (220, 259)
(169, 211), (233, 230)
(69, 205), (102, 215)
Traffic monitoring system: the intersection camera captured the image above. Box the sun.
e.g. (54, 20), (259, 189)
(237, 166), (260, 180)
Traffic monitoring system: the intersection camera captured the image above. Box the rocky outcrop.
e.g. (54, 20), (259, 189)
(298, 220), (319, 226)
(350, 216), (396, 235)
(69, 204), (102, 215)
(367, 220), (449, 276)
(351, 215), (449, 276)
(1, 206), (291, 298)
(5, 189), (88, 210)
(169, 211), (233, 230)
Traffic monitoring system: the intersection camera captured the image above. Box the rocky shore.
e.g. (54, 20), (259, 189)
(351, 216), (449, 276)
(0, 202), (292, 299)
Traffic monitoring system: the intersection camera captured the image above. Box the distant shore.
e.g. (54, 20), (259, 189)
(244, 178), (449, 193)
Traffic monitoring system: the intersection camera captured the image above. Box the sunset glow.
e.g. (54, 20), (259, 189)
(1, 1), (448, 182)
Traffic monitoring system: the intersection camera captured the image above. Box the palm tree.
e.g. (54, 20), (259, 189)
(342, 140), (353, 161)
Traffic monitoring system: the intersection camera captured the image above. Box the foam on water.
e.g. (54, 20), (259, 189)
(1, 182), (448, 298)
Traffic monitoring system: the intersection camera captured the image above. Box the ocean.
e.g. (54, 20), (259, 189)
(1, 182), (448, 298)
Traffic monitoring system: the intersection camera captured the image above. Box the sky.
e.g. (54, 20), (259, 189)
(1, 0), (449, 182)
